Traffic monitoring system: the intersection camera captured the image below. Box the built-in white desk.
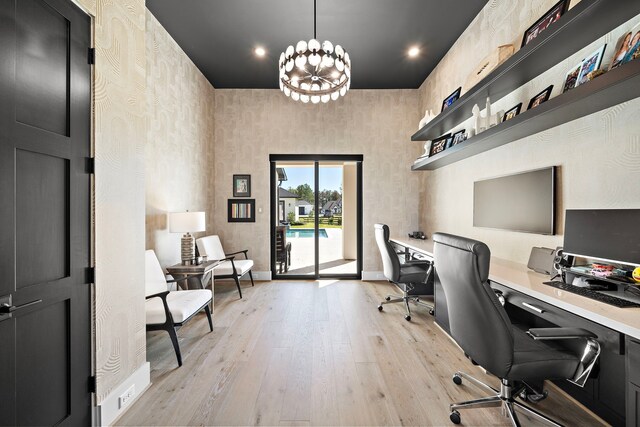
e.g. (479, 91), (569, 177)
(391, 236), (640, 426)
(390, 236), (640, 340)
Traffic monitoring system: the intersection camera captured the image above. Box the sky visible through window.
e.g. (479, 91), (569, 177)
(283, 166), (343, 192)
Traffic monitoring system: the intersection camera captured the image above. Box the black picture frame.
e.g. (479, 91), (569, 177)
(429, 133), (452, 156)
(451, 130), (466, 147)
(503, 103), (522, 122)
(527, 85), (553, 110)
(228, 199), (255, 222)
(441, 87), (462, 113)
(521, 0), (570, 48)
(233, 174), (251, 197)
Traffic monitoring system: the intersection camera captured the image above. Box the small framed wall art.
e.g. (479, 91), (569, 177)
(527, 85), (553, 110)
(521, 0), (570, 48)
(228, 199), (255, 222)
(503, 103), (522, 121)
(441, 87), (462, 112)
(233, 174), (251, 197)
(429, 133), (452, 156)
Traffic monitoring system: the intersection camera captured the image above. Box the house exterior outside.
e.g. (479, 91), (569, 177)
(278, 187), (299, 223)
(296, 200), (313, 217)
(321, 199), (342, 217)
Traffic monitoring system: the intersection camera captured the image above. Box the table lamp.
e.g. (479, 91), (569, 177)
(169, 211), (206, 265)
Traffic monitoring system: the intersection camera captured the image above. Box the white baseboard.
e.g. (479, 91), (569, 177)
(361, 271), (387, 281)
(240, 270), (271, 281)
(96, 362), (150, 426)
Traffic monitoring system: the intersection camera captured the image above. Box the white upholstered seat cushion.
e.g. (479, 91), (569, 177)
(213, 259), (254, 276)
(146, 289), (212, 325)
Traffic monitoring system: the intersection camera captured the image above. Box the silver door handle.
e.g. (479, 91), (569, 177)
(522, 302), (544, 314)
(0, 299), (42, 314)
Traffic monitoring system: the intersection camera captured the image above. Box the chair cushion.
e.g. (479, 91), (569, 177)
(145, 250), (168, 297)
(213, 259), (253, 276)
(507, 326), (581, 382)
(397, 263), (429, 284)
(146, 289), (212, 325)
(196, 235), (226, 261)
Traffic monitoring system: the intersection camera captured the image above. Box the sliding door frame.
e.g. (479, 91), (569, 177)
(270, 154), (363, 280)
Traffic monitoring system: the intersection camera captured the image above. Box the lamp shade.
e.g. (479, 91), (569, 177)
(169, 211), (206, 233)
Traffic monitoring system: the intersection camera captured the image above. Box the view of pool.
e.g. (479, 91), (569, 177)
(286, 228), (328, 238)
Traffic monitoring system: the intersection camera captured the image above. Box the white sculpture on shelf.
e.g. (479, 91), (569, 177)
(418, 109), (436, 130)
(472, 97), (503, 135)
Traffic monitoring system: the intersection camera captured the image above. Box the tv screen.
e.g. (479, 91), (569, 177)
(564, 209), (640, 265)
(473, 167), (555, 235)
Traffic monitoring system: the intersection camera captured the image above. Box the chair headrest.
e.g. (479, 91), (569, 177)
(433, 233), (491, 282)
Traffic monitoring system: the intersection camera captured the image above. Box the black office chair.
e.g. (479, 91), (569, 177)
(374, 224), (434, 321)
(433, 233), (600, 426)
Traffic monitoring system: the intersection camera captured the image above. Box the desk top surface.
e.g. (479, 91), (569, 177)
(390, 236), (640, 340)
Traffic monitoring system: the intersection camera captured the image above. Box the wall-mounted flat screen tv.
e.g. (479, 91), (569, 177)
(473, 167), (555, 235)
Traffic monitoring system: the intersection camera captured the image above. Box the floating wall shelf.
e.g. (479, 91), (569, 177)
(411, 60), (640, 170)
(410, 0), (640, 169)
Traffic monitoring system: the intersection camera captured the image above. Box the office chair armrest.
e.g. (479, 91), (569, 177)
(403, 260), (430, 266)
(527, 327), (597, 340)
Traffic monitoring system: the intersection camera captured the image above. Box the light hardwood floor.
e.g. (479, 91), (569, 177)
(117, 280), (606, 426)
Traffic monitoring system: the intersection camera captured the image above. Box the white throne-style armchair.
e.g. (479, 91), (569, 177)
(145, 250), (212, 367)
(196, 235), (254, 299)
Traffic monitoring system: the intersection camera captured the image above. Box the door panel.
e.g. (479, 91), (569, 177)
(16, 150), (70, 288)
(16, 300), (70, 426)
(0, 0), (91, 425)
(16, 0), (70, 136)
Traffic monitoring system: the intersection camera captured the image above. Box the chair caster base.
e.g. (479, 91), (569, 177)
(452, 374), (462, 385)
(378, 305), (383, 311)
(404, 314), (411, 321)
(385, 296), (391, 301)
(429, 309), (435, 316)
(449, 410), (461, 424)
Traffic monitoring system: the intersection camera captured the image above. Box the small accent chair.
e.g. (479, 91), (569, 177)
(374, 223), (434, 321)
(196, 235), (254, 299)
(275, 225), (292, 273)
(433, 233), (601, 426)
(145, 250), (213, 367)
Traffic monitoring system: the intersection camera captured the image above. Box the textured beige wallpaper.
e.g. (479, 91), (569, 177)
(145, 11), (216, 268)
(417, 0), (640, 264)
(213, 89), (422, 272)
(74, 0), (148, 403)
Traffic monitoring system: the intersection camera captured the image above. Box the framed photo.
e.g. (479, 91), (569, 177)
(228, 199), (255, 222)
(233, 174), (251, 197)
(429, 133), (451, 156)
(562, 63), (582, 93)
(521, 0), (570, 48)
(527, 85), (553, 110)
(441, 87), (462, 113)
(502, 103), (522, 122)
(610, 24), (640, 70)
(451, 130), (467, 146)
(576, 45), (606, 86)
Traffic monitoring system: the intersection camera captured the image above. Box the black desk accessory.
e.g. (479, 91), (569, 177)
(408, 231), (427, 240)
(543, 280), (640, 308)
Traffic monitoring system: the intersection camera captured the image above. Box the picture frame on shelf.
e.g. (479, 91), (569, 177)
(562, 63), (582, 93)
(521, 0), (570, 48)
(527, 85), (554, 110)
(233, 174), (251, 197)
(610, 23), (640, 70)
(441, 87), (462, 113)
(228, 199), (255, 222)
(451, 130), (467, 146)
(429, 134), (451, 156)
(576, 44), (606, 86)
(502, 103), (522, 122)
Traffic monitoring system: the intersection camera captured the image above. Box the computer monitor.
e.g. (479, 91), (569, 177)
(563, 209), (640, 266)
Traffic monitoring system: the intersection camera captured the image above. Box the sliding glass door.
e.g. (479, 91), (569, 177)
(270, 155), (362, 280)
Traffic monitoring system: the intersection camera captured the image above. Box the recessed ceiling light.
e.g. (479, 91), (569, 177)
(255, 47), (266, 57)
(408, 46), (420, 58)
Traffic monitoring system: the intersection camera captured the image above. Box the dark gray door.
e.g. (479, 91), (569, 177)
(0, 0), (91, 425)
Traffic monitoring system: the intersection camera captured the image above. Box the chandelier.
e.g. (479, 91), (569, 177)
(278, 0), (351, 103)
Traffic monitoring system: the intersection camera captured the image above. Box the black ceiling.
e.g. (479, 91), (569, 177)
(146, 0), (488, 89)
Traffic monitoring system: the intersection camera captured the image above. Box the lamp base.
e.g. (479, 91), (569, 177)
(181, 233), (195, 265)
